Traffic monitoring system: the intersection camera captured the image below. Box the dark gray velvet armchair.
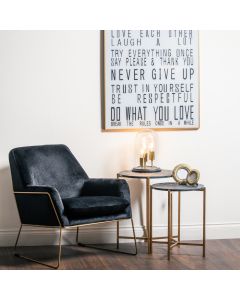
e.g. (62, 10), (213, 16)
(9, 144), (137, 269)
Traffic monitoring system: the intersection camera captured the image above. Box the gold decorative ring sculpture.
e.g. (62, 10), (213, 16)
(173, 164), (200, 185)
(173, 164), (191, 185)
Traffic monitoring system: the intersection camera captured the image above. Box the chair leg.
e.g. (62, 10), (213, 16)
(76, 226), (79, 244)
(116, 221), (119, 249)
(77, 218), (137, 255)
(131, 218), (138, 255)
(14, 224), (62, 269)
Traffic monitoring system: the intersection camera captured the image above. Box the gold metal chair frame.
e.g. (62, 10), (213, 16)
(14, 192), (137, 269)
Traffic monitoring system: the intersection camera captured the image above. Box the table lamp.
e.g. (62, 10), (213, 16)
(132, 129), (161, 173)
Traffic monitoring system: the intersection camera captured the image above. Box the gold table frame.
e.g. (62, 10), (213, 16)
(150, 183), (206, 260)
(117, 169), (172, 254)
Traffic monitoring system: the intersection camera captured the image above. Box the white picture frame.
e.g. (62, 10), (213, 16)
(102, 30), (200, 131)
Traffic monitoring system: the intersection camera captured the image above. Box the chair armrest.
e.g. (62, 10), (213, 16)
(81, 179), (130, 202)
(26, 185), (65, 214)
(14, 185), (69, 226)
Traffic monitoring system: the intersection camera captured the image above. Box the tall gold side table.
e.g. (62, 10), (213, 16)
(151, 182), (206, 260)
(117, 169), (172, 254)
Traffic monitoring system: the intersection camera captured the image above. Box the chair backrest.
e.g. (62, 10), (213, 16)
(9, 144), (88, 198)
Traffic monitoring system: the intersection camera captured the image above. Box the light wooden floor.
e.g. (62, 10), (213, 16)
(0, 239), (240, 270)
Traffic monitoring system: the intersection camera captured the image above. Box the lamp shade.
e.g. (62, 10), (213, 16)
(135, 129), (156, 156)
(133, 129), (161, 173)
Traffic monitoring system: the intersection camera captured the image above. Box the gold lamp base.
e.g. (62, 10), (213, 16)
(132, 166), (161, 173)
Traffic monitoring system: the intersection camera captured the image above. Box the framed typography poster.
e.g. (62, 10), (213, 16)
(102, 30), (199, 131)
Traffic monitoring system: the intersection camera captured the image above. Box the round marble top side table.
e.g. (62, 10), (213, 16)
(117, 169), (172, 254)
(150, 182), (206, 260)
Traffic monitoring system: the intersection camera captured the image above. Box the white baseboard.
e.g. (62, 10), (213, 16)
(0, 222), (240, 247)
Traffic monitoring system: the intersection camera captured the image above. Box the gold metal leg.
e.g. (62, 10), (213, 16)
(116, 221), (119, 249)
(168, 191), (171, 260)
(131, 218), (137, 255)
(146, 178), (151, 254)
(203, 188), (206, 257)
(149, 186), (153, 253)
(14, 224), (62, 269)
(178, 191), (181, 246)
(14, 224), (22, 251)
(77, 218), (137, 255)
(76, 226), (79, 244)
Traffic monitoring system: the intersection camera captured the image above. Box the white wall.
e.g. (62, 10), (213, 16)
(0, 30), (239, 246)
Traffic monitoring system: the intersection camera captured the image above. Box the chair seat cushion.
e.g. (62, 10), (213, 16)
(62, 196), (129, 218)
